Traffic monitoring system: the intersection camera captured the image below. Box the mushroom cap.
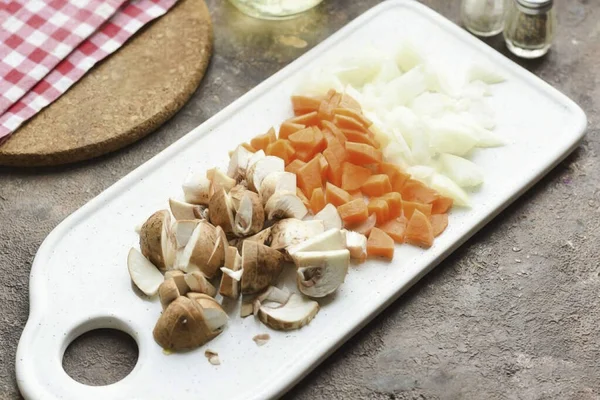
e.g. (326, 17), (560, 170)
(158, 279), (180, 310)
(259, 171), (297, 205)
(295, 249), (350, 298)
(139, 210), (174, 271)
(227, 145), (254, 180)
(258, 293), (319, 331)
(179, 221), (217, 276)
(269, 219), (325, 250)
(169, 198), (204, 221)
(240, 241), (284, 294)
(247, 156), (285, 192)
(184, 271), (217, 297)
(264, 191), (308, 220)
(233, 190), (265, 237)
(209, 188), (235, 233)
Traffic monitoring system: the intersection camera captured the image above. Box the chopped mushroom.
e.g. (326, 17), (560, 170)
(139, 210), (177, 271)
(295, 249), (350, 298)
(209, 168), (236, 192)
(127, 248), (164, 296)
(253, 334), (271, 346)
(264, 191), (308, 220)
(172, 220), (200, 248)
(184, 272), (217, 297)
(286, 229), (346, 259)
(253, 286), (291, 316)
(209, 188), (235, 233)
(342, 229), (368, 262)
(158, 279), (180, 310)
(240, 241), (284, 294)
(227, 145), (254, 181)
(228, 184), (247, 212)
(182, 172), (212, 205)
(314, 204), (343, 230)
(259, 171), (297, 205)
(205, 349), (221, 365)
(233, 190), (264, 237)
(258, 293), (319, 331)
(168, 198), (205, 221)
(269, 219), (325, 250)
(219, 246), (242, 299)
(176, 221), (217, 275)
(246, 156), (285, 192)
(164, 270), (190, 295)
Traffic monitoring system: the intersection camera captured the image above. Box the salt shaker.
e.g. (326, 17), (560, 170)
(504, 0), (556, 58)
(461, 0), (507, 37)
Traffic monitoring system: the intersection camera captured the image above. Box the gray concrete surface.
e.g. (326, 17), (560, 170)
(1, 0), (599, 398)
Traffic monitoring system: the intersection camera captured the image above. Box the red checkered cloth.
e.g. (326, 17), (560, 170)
(0, 0), (179, 143)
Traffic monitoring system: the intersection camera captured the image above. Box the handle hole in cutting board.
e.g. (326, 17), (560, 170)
(62, 328), (138, 386)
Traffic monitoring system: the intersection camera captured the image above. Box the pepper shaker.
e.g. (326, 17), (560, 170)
(504, 0), (556, 58)
(461, 0), (507, 37)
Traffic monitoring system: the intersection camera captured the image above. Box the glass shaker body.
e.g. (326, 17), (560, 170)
(461, 0), (507, 37)
(228, 0), (324, 20)
(504, 0), (556, 58)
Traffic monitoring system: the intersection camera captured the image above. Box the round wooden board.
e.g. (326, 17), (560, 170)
(0, 0), (212, 167)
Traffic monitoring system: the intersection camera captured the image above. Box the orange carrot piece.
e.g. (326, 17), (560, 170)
(361, 174), (392, 197)
(312, 127), (326, 153)
(381, 192), (403, 219)
(279, 122), (306, 140)
(334, 114), (370, 134)
(333, 107), (372, 128)
(379, 162), (410, 192)
(250, 128), (277, 151)
(402, 201), (432, 219)
(345, 142), (383, 165)
(431, 196), (454, 214)
(294, 148), (319, 162)
(285, 159), (305, 176)
(288, 127), (316, 150)
(341, 128), (380, 148)
(349, 191), (364, 200)
(430, 214), (448, 237)
(240, 143), (256, 153)
(339, 93), (362, 111)
(266, 139), (296, 165)
(288, 111), (320, 127)
(368, 198), (390, 224)
(337, 198), (369, 226)
(405, 210), (434, 248)
(296, 188), (311, 209)
(378, 217), (408, 243)
(316, 153), (328, 182)
(348, 213), (376, 236)
(318, 90), (342, 121)
(401, 179), (439, 204)
(322, 148), (343, 186)
(341, 162), (372, 192)
(310, 187), (326, 214)
(325, 182), (353, 207)
(297, 157), (322, 198)
(367, 227), (395, 260)
(291, 95), (322, 116)
(321, 120), (347, 145)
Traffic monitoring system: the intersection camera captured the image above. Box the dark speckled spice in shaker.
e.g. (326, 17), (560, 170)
(504, 0), (556, 59)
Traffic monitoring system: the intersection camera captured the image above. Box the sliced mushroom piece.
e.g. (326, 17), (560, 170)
(153, 296), (227, 351)
(227, 145), (254, 180)
(259, 171), (297, 205)
(234, 190), (265, 237)
(240, 302), (254, 318)
(173, 220), (200, 248)
(158, 279), (180, 310)
(253, 334), (271, 346)
(164, 270), (190, 295)
(342, 229), (368, 262)
(230, 227), (272, 253)
(209, 188), (235, 233)
(253, 286), (292, 315)
(265, 191), (308, 220)
(246, 149), (266, 172)
(127, 248), (163, 296)
(258, 293), (319, 331)
(246, 156), (285, 192)
(241, 241), (285, 294)
(183, 172), (212, 205)
(204, 225), (227, 278)
(286, 229), (346, 259)
(269, 219), (325, 250)
(295, 249), (350, 298)
(228, 184), (247, 212)
(219, 246), (242, 299)
(209, 168), (236, 192)
(177, 221), (217, 275)
(184, 271), (217, 297)
(169, 198), (205, 221)
(314, 203), (343, 230)
(139, 210), (176, 271)
(205, 349), (221, 365)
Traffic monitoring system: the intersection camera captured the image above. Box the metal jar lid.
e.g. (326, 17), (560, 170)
(516, 0), (554, 14)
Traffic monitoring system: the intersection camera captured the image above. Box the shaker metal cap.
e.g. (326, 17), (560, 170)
(516, 0), (553, 14)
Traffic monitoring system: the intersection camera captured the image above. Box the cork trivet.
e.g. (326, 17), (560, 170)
(0, 0), (212, 167)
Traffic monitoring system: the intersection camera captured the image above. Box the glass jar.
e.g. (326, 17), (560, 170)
(504, 0), (556, 59)
(461, 0), (507, 37)
(228, 0), (324, 20)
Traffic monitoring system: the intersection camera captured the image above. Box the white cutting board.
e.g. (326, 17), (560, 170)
(16, 1), (586, 399)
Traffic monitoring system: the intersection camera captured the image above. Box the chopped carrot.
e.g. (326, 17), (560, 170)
(341, 128), (380, 148)
(341, 162), (372, 192)
(296, 188), (311, 209)
(402, 201), (432, 219)
(297, 157), (322, 198)
(322, 148), (343, 186)
(325, 182), (353, 207)
(349, 191), (364, 200)
(285, 159), (305, 175)
(288, 127), (316, 150)
(294, 148), (319, 162)
(337, 198), (369, 226)
(240, 142), (256, 153)
(361, 174), (392, 197)
(379, 162), (410, 192)
(378, 217), (408, 243)
(265, 139), (295, 165)
(321, 120), (347, 145)
(405, 210), (434, 248)
(345, 142), (383, 165)
(401, 179), (438, 204)
(380, 192), (403, 218)
(291, 95), (322, 116)
(368, 198), (390, 224)
(309, 187), (326, 214)
(339, 93), (362, 111)
(347, 213), (376, 236)
(431, 196), (453, 214)
(333, 108), (372, 128)
(250, 128), (277, 151)
(279, 122), (306, 140)
(334, 114), (370, 134)
(312, 127), (326, 153)
(318, 90), (342, 121)
(288, 111), (319, 127)
(430, 214), (448, 237)
(367, 227), (395, 260)
(316, 153), (328, 181)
